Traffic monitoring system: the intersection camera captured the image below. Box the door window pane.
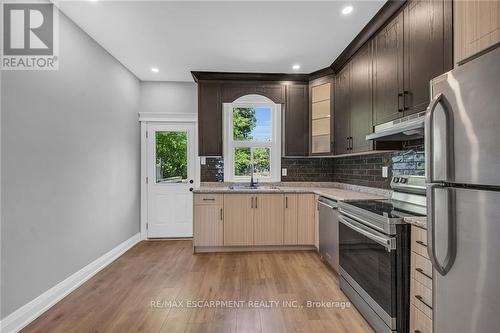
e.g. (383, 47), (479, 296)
(233, 107), (272, 141)
(155, 131), (188, 183)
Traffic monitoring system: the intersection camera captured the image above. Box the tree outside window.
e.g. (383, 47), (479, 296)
(232, 107), (271, 178)
(155, 131), (188, 183)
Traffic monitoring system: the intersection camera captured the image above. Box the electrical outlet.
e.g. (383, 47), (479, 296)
(200, 157), (206, 165)
(281, 168), (287, 176)
(382, 166), (388, 178)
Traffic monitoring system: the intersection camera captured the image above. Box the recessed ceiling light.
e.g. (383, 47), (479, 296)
(292, 64), (301, 70)
(342, 6), (353, 15)
(151, 67), (159, 73)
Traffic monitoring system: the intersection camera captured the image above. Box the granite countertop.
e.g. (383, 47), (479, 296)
(404, 216), (427, 229)
(193, 182), (389, 202)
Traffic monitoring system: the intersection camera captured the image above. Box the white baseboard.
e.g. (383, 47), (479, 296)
(0, 233), (141, 333)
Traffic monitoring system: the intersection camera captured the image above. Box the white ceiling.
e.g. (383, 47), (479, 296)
(57, 0), (386, 82)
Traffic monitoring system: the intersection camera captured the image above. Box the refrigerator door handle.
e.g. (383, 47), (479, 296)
(427, 184), (457, 276)
(425, 92), (455, 183)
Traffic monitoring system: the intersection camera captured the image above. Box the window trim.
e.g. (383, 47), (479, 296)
(223, 94), (281, 182)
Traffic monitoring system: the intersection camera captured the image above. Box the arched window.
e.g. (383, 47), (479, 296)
(223, 94), (281, 182)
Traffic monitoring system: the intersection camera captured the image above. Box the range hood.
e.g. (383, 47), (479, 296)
(366, 111), (426, 141)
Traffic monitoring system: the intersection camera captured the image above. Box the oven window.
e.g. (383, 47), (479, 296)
(339, 222), (397, 316)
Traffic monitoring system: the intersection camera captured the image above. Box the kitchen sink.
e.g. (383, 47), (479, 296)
(227, 185), (280, 190)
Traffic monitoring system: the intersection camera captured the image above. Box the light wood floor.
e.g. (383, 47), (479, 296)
(21, 240), (374, 333)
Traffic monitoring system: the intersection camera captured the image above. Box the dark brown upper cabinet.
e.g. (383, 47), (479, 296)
(195, 74), (305, 157)
(403, 0), (453, 115)
(220, 83), (285, 104)
(334, 65), (350, 155)
(349, 42), (373, 153)
(335, 42), (373, 155)
(373, 0), (452, 125)
(373, 10), (404, 126)
(195, 0), (452, 157)
(256, 84), (286, 104)
(198, 82), (222, 156)
(284, 84), (309, 156)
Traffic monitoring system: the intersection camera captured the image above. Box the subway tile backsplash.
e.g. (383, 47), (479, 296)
(200, 157), (334, 183)
(200, 139), (426, 189)
(391, 139), (425, 176)
(332, 153), (393, 189)
(200, 157), (224, 182)
(280, 158), (334, 182)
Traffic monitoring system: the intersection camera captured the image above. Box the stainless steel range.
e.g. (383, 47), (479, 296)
(338, 175), (426, 333)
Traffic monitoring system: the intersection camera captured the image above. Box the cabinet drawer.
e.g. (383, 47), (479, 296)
(411, 225), (429, 259)
(411, 278), (433, 319)
(411, 252), (433, 289)
(194, 194), (222, 205)
(410, 304), (432, 333)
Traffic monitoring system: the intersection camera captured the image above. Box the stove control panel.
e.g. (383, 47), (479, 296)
(390, 175), (426, 194)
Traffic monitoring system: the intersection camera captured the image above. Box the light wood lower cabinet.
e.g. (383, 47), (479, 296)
(410, 304), (433, 333)
(410, 225), (433, 332)
(283, 194), (315, 245)
(411, 252), (433, 289)
(411, 225), (429, 259)
(314, 195), (320, 250)
(195, 193), (315, 250)
(254, 194), (284, 245)
(410, 276), (433, 319)
(223, 194), (254, 246)
(193, 194), (224, 246)
(297, 194), (316, 245)
(283, 194), (298, 245)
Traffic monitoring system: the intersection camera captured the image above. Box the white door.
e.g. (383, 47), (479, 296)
(147, 123), (195, 238)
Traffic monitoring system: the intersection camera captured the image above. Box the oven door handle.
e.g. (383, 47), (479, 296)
(318, 201), (337, 210)
(339, 215), (396, 252)
(338, 208), (385, 234)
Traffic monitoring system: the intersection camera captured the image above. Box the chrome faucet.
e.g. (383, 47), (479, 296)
(250, 163), (258, 188)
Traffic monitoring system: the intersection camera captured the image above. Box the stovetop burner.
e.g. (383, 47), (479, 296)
(345, 199), (426, 219)
(338, 175), (427, 235)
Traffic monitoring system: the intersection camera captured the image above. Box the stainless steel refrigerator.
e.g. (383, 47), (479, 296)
(425, 45), (500, 333)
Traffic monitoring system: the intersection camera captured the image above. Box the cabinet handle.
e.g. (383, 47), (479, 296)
(251, 197), (254, 208)
(398, 93), (404, 112)
(416, 267), (432, 280)
(349, 137), (353, 150)
(285, 196), (288, 209)
(416, 240), (428, 247)
(403, 90), (409, 110)
(255, 196), (258, 209)
(220, 208), (223, 221)
(203, 198), (215, 201)
(415, 295), (432, 310)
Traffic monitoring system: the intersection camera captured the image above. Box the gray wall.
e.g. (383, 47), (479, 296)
(139, 81), (197, 114)
(1, 13), (140, 318)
